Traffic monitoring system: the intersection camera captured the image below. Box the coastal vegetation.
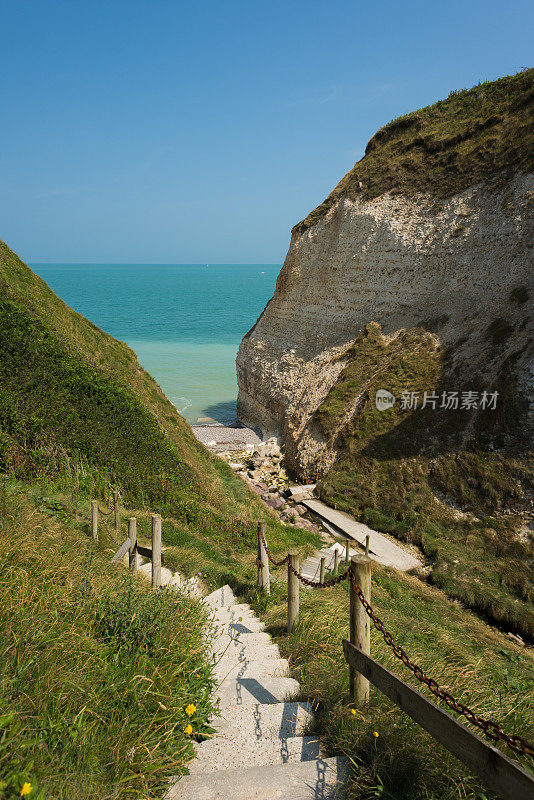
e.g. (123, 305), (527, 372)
(258, 559), (534, 800)
(0, 217), (531, 798)
(313, 323), (534, 640)
(0, 486), (216, 799)
(0, 239), (307, 553)
(0, 239), (315, 798)
(294, 68), (534, 234)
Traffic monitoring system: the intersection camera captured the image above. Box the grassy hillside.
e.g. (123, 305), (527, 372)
(2, 238), (531, 799)
(125, 482), (534, 799)
(0, 485), (216, 800)
(4, 472), (532, 800)
(313, 324), (534, 639)
(294, 68), (534, 234)
(0, 239), (318, 798)
(0, 239), (311, 556)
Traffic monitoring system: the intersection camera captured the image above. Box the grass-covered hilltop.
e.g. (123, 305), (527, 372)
(294, 68), (534, 233)
(309, 74), (534, 641)
(237, 68), (534, 660)
(235, 71), (534, 799)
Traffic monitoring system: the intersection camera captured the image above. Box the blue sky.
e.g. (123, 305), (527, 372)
(1, 0), (532, 263)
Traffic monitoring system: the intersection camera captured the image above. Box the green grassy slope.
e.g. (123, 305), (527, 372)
(294, 69), (534, 234)
(0, 239), (318, 798)
(0, 486), (216, 800)
(0, 239), (312, 553)
(259, 562), (534, 800)
(314, 324), (534, 639)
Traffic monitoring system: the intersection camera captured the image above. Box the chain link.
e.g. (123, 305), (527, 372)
(258, 527), (289, 567)
(98, 504), (114, 516)
(256, 527), (533, 758)
(346, 570), (534, 758)
(288, 560), (349, 588)
(97, 507), (121, 546)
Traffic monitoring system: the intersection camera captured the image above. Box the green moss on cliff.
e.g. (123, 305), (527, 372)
(313, 325), (534, 639)
(294, 69), (534, 235)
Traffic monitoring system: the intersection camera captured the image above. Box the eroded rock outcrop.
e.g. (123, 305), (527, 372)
(238, 173), (533, 476)
(237, 72), (534, 482)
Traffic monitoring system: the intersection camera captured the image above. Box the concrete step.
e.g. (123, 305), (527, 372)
(188, 734), (321, 774)
(167, 756), (348, 799)
(210, 618), (266, 638)
(213, 657), (289, 682)
(211, 637), (281, 659)
(208, 603), (254, 620)
(203, 585), (238, 608)
(224, 602), (252, 615)
(210, 630), (280, 657)
(210, 631), (274, 650)
(217, 676), (300, 709)
(212, 644), (283, 667)
(208, 608), (265, 631)
(215, 700), (313, 739)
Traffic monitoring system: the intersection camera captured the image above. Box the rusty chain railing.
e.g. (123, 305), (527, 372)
(97, 507), (121, 546)
(257, 526), (534, 759)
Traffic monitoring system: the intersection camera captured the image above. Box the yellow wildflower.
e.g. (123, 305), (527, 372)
(185, 703), (196, 717)
(373, 731), (379, 738)
(350, 709), (356, 715)
(184, 724), (193, 735)
(20, 784), (32, 797)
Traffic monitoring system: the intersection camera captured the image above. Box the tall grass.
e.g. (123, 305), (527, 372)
(254, 563), (534, 799)
(0, 486), (217, 800)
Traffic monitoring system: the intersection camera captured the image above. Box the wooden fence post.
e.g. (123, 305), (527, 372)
(152, 514), (162, 589)
(91, 500), (98, 542)
(365, 534), (370, 557)
(350, 554), (372, 702)
(319, 556), (326, 583)
(334, 548), (339, 573)
(113, 490), (120, 533)
(287, 549), (299, 633)
(345, 539), (350, 564)
(128, 517), (137, 575)
(257, 521), (270, 595)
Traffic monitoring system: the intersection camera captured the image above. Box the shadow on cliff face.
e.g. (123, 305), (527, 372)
(299, 319), (532, 504)
(307, 322), (534, 640)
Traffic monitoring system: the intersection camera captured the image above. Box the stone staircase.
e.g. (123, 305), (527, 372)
(167, 585), (347, 799)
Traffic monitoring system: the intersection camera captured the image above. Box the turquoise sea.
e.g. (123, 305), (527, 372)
(31, 264), (280, 425)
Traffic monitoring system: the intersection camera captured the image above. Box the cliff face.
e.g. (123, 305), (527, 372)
(237, 173), (533, 476)
(237, 71), (534, 486)
(237, 73), (534, 638)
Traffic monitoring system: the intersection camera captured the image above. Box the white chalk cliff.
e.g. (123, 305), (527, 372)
(237, 72), (534, 479)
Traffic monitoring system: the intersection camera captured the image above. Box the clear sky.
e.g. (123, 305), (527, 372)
(1, 0), (532, 263)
